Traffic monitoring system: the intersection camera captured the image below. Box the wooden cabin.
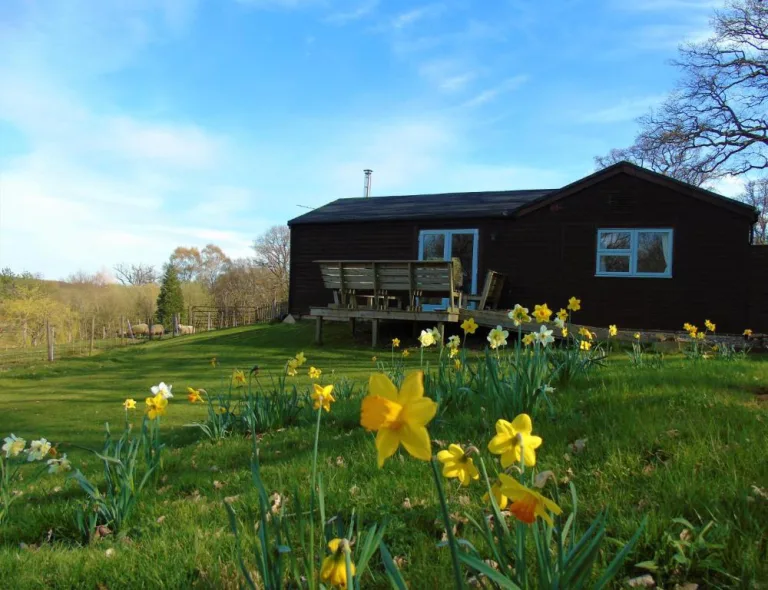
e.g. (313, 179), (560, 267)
(288, 162), (766, 333)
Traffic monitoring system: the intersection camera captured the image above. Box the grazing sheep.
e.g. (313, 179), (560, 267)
(151, 324), (165, 337)
(132, 323), (150, 337)
(179, 325), (195, 335)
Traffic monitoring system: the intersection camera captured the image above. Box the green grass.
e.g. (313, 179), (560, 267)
(0, 322), (766, 588)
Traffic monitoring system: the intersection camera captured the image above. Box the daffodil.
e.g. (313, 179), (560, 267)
(580, 340), (592, 351)
(705, 319), (716, 332)
(567, 297), (581, 312)
(633, 332), (641, 340)
(554, 317), (565, 330)
(145, 393), (168, 420)
(286, 358), (299, 377)
(609, 324), (618, 337)
(449, 346), (460, 358)
(47, 453), (72, 474)
(488, 414), (542, 468)
(498, 474), (562, 526)
(402, 349), (410, 357)
(312, 383), (336, 412)
(27, 438), (52, 462)
(2, 434), (25, 458)
(461, 317), (478, 335)
(522, 333), (534, 346)
(696, 332), (706, 340)
(187, 387), (204, 403)
(151, 382), (173, 399)
(556, 308), (568, 322)
(447, 335), (461, 349)
(295, 352), (307, 366)
(437, 444), (479, 486)
(454, 358), (461, 370)
(123, 398), (137, 410)
(360, 371), (437, 468)
(320, 538), (354, 589)
(487, 325), (509, 349)
(430, 327), (442, 343)
(484, 478), (509, 510)
(392, 338), (400, 348)
(533, 304), (553, 324)
(210, 357), (217, 368)
(308, 366), (322, 380)
(561, 327), (568, 338)
(578, 327), (594, 341)
(533, 325), (554, 347)
(508, 304), (531, 326)
(371, 356), (377, 363)
(232, 370), (247, 387)
(417, 330), (434, 347)
(744, 329), (753, 337)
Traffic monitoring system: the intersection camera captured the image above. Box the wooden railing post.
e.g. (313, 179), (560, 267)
(46, 320), (54, 362)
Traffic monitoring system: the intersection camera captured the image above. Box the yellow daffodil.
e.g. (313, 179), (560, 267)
(580, 340), (592, 351)
(123, 398), (137, 410)
(744, 329), (753, 337)
(402, 349), (410, 357)
(295, 352), (307, 366)
(232, 370), (247, 387)
(461, 317), (478, 335)
(454, 358), (461, 370)
(392, 338), (400, 348)
(286, 358), (299, 377)
(437, 444), (479, 486)
(145, 393), (168, 420)
(371, 356), (377, 363)
(561, 327), (568, 338)
(488, 414), (542, 468)
(320, 538), (354, 589)
(533, 304), (553, 324)
(308, 366), (322, 379)
(498, 474), (562, 526)
(578, 327), (594, 341)
(633, 333), (641, 340)
(522, 333), (534, 346)
(2, 434), (25, 458)
(567, 297), (581, 312)
(508, 304), (531, 326)
(608, 324), (618, 337)
(556, 308), (568, 322)
(705, 319), (716, 332)
(696, 332), (705, 340)
(418, 329), (436, 348)
(447, 335), (461, 349)
(187, 387), (204, 404)
(449, 346), (460, 358)
(312, 384), (336, 412)
(487, 325), (509, 349)
(483, 478), (509, 510)
(360, 371), (437, 468)
(210, 357), (217, 368)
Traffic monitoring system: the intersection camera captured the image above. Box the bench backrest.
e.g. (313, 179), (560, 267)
(317, 260), (457, 297)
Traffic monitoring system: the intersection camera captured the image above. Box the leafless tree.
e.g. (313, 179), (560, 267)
(597, 0), (768, 180)
(740, 178), (768, 243)
(66, 270), (110, 286)
(199, 244), (231, 289)
(594, 141), (713, 186)
(113, 263), (158, 286)
(253, 226), (290, 302)
(169, 247), (202, 282)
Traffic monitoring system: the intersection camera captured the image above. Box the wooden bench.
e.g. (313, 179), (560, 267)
(465, 270), (505, 310)
(317, 260), (462, 311)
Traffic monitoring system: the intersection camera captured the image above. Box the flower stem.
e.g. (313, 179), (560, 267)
(309, 406), (323, 589)
(430, 458), (464, 589)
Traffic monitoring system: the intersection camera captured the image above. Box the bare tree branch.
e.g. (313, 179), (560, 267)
(113, 263), (158, 286)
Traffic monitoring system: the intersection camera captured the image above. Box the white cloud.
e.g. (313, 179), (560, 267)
(579, 95), (667, 124)
(391, 4), (445, 29)
(609, 0), (721, 11)
(709, 175), (745, 198)
(461, 75), (529, 108)
(418, 59), (478, 92)
(325, 0), (379, 24)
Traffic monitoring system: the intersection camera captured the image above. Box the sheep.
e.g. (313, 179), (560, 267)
(132, 323), (149, 337)
(178, 325), (195, 335)
(151, 324), (165, 337)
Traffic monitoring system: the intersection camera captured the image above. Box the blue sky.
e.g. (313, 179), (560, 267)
(0, 0), (735, 279)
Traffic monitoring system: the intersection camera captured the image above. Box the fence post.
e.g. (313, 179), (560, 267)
(148, 317), (153, 341)
(173, 313), (179, 337)
(89, 317), (95, 356)
(120, 316), (125, 344)
(127, 319), (135, 339)
(207, 312), (211, 332)
(46, 320), (54, 362)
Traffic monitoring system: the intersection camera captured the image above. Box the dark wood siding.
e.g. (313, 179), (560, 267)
(290, 172), (758, 333)
(748, 246), (768, 332)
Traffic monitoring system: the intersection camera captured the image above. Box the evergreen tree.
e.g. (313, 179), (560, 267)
(156, 264), (185, 330)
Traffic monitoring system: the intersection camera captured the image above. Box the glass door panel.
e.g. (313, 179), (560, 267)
(418, 229), (478, 309)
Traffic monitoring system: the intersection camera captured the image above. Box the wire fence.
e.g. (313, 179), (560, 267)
(0, 302), (289, 367)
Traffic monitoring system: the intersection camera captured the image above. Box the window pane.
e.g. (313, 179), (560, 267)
(451, 233), (474, 294)
(422, 234), (445, 260)
(637, 232), (670, 274)
(599, 231), (631, 250)
(599, 254), (630, 273)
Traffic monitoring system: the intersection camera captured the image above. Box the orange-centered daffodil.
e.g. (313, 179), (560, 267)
(499, 474), (562, 526)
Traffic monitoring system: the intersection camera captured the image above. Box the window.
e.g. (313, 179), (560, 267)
(596, 229), (673, 278)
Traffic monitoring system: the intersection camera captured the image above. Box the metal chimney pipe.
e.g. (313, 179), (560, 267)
(363, 169), (372, 198)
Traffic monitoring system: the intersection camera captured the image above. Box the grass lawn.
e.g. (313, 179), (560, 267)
(0, 322), (766, 588)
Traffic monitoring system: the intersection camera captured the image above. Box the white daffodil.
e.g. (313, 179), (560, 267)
(419, 330), (436, 348)
(487, 325), (509, 350)
(447, 335), (461, 349)
(554, 317), (565, 330)
(2, 434), (26, 458)
(151, 382), (173, 399)
(430, 327), (443, 343)
(47, 453), (72, 474)
(534, 325), (554, 347)
(27, 438), (52, 462)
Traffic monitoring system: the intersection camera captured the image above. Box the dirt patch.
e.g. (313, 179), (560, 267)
(753, 386), (768, 403)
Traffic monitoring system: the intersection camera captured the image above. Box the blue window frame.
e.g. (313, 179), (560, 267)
(595, 228), (673, 278)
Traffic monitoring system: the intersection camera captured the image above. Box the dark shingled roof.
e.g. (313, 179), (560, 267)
(287, 189), (556, 225)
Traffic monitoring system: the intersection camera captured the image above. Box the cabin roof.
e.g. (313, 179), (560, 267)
(287, 161), (758, 226)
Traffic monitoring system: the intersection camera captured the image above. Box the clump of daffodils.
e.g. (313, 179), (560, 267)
(286, 351), (307, 376)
